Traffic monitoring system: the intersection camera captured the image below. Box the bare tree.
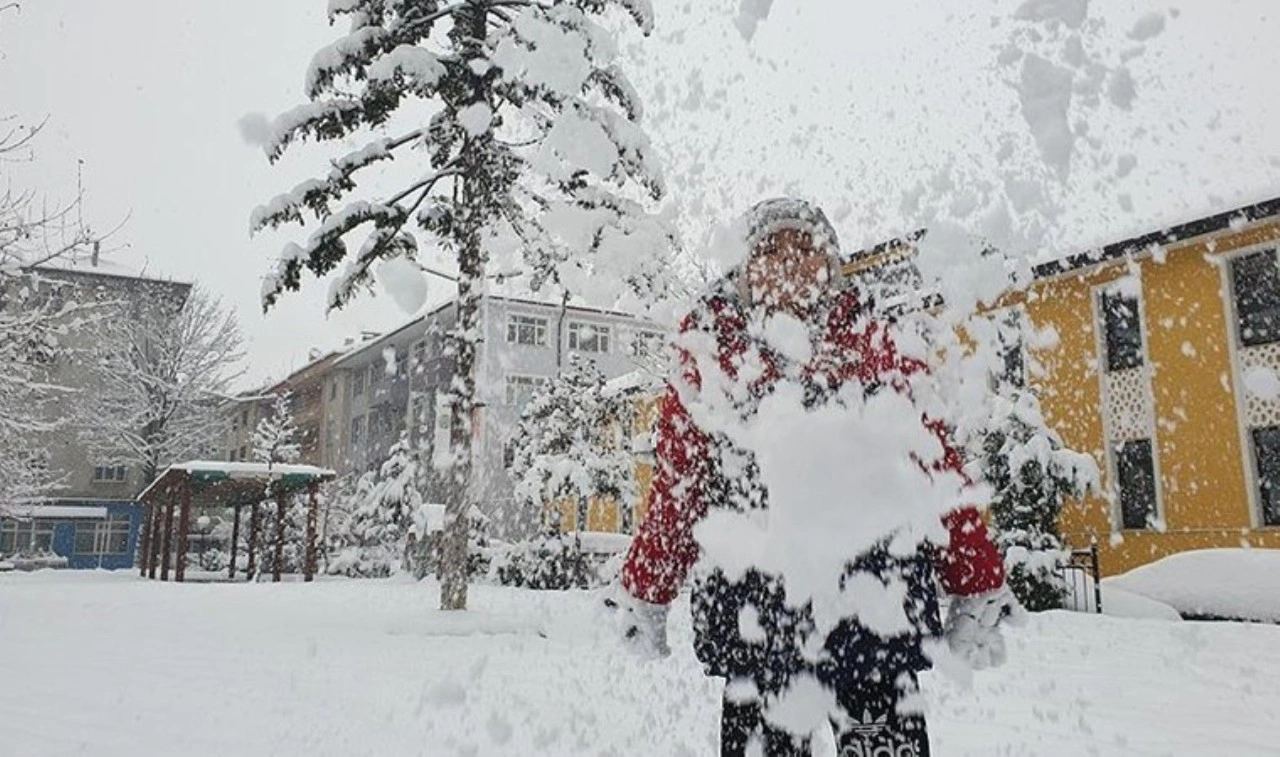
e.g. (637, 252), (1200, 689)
(0, 116), (100, 508)
(82, 286), (246, 487)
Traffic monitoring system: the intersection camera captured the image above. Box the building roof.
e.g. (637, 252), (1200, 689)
(137, 461), (336, 507)
(31, 257), (192, 288)
(1032, 195), (1280, 280)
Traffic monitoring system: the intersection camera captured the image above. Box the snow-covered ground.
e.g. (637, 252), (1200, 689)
(2, 572), (1278, 756)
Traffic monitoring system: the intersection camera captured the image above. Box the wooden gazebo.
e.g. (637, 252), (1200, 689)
(136, 461), (335, 583)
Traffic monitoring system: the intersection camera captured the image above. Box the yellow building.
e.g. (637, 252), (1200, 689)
(574, 197), (1280, 578)
(998, 196), (1280, 575)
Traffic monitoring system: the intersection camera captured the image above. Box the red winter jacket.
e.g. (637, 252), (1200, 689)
(621, 288), (1005, 606)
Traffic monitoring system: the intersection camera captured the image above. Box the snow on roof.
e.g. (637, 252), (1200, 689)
(603, 370), (662, 397)
(570, 531), (633, 555)
(2, 505), (108, 520)
(33, 257), (189, 286)
(137, 461), (336, 504)
(168, 461), (335, 477)
(1105, 548), (1280, 623)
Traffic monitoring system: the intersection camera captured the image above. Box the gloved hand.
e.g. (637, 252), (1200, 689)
(945, 585), (1026, 670)
(602, 585), (670, 658)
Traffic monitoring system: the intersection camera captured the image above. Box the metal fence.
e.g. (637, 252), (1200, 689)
(1061, 545), (1103, 614)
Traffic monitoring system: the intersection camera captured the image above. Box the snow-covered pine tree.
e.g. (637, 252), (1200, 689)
(252, 391), (302, 465)
(251, 391), (305, 576)
(253, 0), (667, 610)
(509, 355), (636, 534)
(978, 323), (1098, 611)
(332, 433), (422, 577)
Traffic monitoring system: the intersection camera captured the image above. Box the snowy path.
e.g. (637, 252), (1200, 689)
(1, 572), (1277, 756)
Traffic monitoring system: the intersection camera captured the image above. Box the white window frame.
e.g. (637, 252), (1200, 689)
(506, 314), (549, 347)
(350, 415), (365, 451)
(1091, 276), (1165, 532)
(74, 516), (130, 555)
(504, 374), (547, 407)
(629, 329), (666, 358)
(432, 391), (453, 467)
(568, 321), (611, 354)
(1215, 242), (1280, 529)
(92, 464), (127, 483)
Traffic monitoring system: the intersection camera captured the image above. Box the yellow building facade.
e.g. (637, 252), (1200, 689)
(561, 198), (1280, 579)
(1001, 198), (1280, 574)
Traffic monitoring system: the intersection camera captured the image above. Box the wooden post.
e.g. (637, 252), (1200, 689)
(304, 483), (318, 582)
(160, 486), (176, 582)
(246, 503), (259, 580)
(137, 504), (153, 578)
(175, 476), (192, 583)
(228, 504), (241, 581)
(273, 488), (286, 583)
(147, 503), (162, 579)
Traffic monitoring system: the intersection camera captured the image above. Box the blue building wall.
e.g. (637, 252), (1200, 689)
(53, 501), (142, 570)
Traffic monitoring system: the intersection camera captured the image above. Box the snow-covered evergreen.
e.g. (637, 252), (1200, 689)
(330, 434), (422, 578)
(252, 391), (302, 464)
(978, 374), (1098, 611)
(253, 0), (669, 610)
(509, 355), (637, 533)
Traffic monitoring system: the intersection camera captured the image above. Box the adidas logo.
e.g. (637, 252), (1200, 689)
(848, 708), (890, 735)
(838, 710), (922, 757)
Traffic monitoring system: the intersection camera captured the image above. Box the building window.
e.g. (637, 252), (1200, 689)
(504, 375), (547, 408)
(74, 516), (130, 555)
(350, 416), (365, 450)
(239, 445), (248, 461)
(507, 314), (549, 346)
(352, 369), (365, 398)
(412, 340), (426, 371)
(1251, 426), (1280, 527)
(1, 519), (55, 555)
(432, 392), (453, 466)
(629, 330), (665, 358)
(1115, 439), (1157, 530)
(92, 464), (127, 482)
(228, 449), (237, 462)
(1099, 290), (1144, 372)
(1230, 249), (1280, 347)
(329, 380), (337, 401)
(568, 322), (611, 353)
(241, 409), (249, 428)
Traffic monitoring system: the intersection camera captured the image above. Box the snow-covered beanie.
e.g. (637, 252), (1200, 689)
(734, 197), (844, 304)
(743, 197), (840, 256)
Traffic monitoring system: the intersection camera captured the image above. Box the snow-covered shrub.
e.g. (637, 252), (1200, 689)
(509, 355), (638, 533)
(405, 504), (491, 581)
(488, 531), (593, 591)
(979, 390), (1098, 611)
(329, 436), (421, 578)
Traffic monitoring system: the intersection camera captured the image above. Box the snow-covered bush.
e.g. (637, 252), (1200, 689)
(509, 355), (638, 533)
(488, 530), (593, 590)
(979, 389), (1098, 611)
(329, 436), (420, 578)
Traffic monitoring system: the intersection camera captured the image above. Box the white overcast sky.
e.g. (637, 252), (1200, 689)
(2, 0), (1277, 386)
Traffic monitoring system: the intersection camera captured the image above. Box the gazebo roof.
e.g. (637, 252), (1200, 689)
(137, 461), (336, 508)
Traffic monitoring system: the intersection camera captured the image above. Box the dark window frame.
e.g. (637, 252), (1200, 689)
(1230, 249), (1280, 347)
(1099, 290), (1145, 373)
(1115, 438), (1158, 530)
(1250, 426), (1280, 527)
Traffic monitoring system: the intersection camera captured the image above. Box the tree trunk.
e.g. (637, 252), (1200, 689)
(438, 5), (490, 612)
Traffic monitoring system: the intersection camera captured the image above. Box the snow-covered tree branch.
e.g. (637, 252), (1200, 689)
(255, 0), (669, 610)
(80, 285), (246, 488)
